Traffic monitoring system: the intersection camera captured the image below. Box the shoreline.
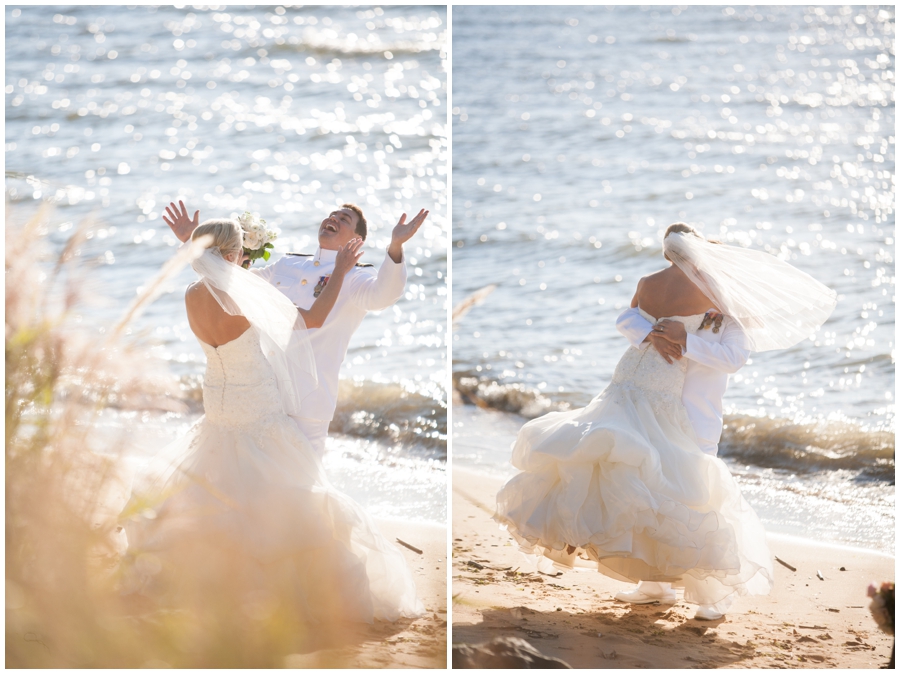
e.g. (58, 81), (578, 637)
(452, 468), (894, 669)
(452, 403), (894, 555)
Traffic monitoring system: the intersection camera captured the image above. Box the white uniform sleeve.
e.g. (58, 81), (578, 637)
(684, 319), (750, 374)
(252, 257), (282, 282)
(616, 307), (653, 350)
(345, 251), (407, 311)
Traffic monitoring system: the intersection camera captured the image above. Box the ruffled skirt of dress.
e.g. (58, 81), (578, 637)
(121, 413), (424, 624)
(494, 383), (774, 612)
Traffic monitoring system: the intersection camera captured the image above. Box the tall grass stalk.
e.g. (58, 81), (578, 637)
(5, 207), (346, 667)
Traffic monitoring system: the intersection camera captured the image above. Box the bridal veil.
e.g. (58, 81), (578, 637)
(191, 248), (317, 417)
(663, 231), (838, 352)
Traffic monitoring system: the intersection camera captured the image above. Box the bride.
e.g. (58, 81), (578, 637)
(121, 218), (423, 624)
(494, 224), (836, 618)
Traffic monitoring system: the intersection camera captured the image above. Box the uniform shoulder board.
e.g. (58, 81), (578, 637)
(355, 262), (375, 268)
(285, 253), (312, 257)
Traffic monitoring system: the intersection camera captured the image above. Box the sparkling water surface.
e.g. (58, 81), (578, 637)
(452, 5), (893, 550)
(6, 4), (448, 524)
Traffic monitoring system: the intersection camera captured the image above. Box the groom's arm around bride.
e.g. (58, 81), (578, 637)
(616, 306), (750, 456)
(616, 306), (749, 373)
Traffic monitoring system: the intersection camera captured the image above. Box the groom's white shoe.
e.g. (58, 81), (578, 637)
(614, 586), (677, 605)
(694, 605), (725, 621)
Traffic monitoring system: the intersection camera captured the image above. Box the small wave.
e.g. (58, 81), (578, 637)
(453, 373), (894, 481)
(720, 414), (894, 481)
(649, 35), (694, 43)
(453, 372), (567, 419)
(271, 39), (437, 59)
(177, 375), (446, 458)
(330, 380), (446, 460)
(178, 374), (205, 414)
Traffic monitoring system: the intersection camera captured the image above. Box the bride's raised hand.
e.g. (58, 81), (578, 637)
(333, 238), (365, 277)
(163, 200), (200, 243)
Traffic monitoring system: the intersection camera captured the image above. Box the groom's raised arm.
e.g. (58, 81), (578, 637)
(346, 208), (428, 311)
(345, 250), (408, 311)
(683, 319), (750, 374)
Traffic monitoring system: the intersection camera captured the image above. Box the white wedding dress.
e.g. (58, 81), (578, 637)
(495, 310), (773, 611)
(124, 327), (424, 623)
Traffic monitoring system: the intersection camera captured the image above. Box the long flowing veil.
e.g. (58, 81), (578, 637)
(191, 248), (316, 416)
(663, 232), (837, 352)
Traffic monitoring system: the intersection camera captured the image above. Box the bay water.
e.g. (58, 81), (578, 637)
(6, 4), (448, 524)
(451, 5), (894, 552)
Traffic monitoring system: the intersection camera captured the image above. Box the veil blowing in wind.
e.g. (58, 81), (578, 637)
(190, 247), (317, 418)
(662, 231), (838, 352)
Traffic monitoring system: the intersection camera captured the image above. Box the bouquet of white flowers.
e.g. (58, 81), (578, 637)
(237, 211), (278, 263)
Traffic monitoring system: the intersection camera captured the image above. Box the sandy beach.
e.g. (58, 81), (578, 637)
(285, 520), (447, 669)
(452, 468), (894, 669)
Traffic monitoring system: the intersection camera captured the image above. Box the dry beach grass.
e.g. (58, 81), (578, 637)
(5, 206), (445, 668)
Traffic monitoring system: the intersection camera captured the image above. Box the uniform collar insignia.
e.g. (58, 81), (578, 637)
(313, 247), (339, 266)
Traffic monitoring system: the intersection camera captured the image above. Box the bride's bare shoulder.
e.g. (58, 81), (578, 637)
(639, 267), (676, 285)
(185, 280), (206, 295)
(185, 281), (213, 308)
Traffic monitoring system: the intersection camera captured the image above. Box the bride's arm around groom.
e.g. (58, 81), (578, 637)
(162, 199), (429, 456)
(163, 200), (428, 313)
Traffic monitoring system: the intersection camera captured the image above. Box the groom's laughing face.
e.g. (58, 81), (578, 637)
(318, 208), (359, 250)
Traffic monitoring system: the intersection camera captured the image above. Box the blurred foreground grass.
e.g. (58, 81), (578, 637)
(5, 205), (351, 667)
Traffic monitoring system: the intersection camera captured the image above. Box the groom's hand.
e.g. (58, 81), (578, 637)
(387, 208), (429, 263)
(653, 319), (687, 347)
(648, 333), (683, 364)
(163, 200), (200, 243)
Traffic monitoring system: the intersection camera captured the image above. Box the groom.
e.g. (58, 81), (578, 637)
(164, 200), (428, 457)
(614, 305), (750, 619)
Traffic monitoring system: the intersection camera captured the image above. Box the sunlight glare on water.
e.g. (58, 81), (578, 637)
(6, 4), (448, 523)
(451, 5), (894, 550)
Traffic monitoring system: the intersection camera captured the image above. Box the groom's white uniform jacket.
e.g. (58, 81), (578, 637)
(616, 307), (750, 456)
(257, 246), (407, 424)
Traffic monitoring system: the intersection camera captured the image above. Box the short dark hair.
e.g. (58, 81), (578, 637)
(342, 203), (367, 240)
(663, 222), (721, 260)
(664, 222), (699, 239)
(663, 222), (700, 261)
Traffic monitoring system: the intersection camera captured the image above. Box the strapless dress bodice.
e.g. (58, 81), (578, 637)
(200, 329), (283, 428)
(610, 308), (705, 397)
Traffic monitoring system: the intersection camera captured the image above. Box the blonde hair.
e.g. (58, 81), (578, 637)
(191, 219), (243, 258)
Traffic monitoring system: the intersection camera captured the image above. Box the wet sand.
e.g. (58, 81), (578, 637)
(452, 469), (894, 669)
